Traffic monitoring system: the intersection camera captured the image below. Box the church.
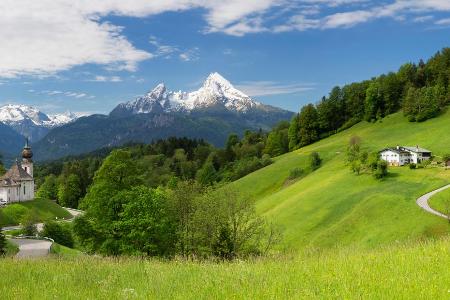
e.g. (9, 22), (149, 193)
(0, 139), (35, 204)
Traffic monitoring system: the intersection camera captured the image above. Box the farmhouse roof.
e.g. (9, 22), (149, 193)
(402, 146), (432, 153)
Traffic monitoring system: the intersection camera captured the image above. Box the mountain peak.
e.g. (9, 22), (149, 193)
(146, 83), (166, 99)
(203, 72), (233, 90)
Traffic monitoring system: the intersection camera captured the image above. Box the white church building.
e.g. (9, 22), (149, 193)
(0, 139), (35, 203)
(379, 146), (432, 166)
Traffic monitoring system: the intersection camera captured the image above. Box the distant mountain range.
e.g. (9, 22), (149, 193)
(0, 105), (78, 162)
(0, 104), (78, 142)
(28, 73), (293, 161)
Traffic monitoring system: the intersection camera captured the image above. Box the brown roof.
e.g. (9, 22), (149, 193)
(0, 161), (33, 187)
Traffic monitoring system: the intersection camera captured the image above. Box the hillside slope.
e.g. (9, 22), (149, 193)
(231, 110), (450, 250)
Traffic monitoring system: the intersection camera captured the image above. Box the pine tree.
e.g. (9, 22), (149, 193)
(288, 114), (300, 151)
(298, 104), (319, 147)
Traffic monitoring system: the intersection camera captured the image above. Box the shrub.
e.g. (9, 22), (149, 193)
(21, 211), (38, 237)
(409, 163), (417, 169)
(310, 152), (322, 171)
(41, 221), (74, 248)
(373, 160), (388, 179)
(288, 168), (304, 180)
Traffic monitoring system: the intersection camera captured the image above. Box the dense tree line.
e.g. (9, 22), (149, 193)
(288, 48), (450, 150)
(36, 133), (281, 209)
(73, 150), (279, 258)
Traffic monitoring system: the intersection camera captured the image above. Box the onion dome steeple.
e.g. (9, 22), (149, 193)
(22, 137), (33, 160)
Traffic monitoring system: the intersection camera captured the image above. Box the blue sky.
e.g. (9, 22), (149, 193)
(0, 0), (449, 115)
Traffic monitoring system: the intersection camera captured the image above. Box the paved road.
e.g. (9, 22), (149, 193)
(63, 207), (84, 218)
(416, 184), (450, 219)
(2, 223), (44, 232)
(9, 238), (52, 258)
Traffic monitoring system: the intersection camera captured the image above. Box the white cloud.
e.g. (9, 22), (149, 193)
(1, 0), (450, 78)
(91, 75), (123, 82)
(149, 36), (199, 62)
(413, 15), (434, 23)
(29, 89), (95, 99)
(179, 48), (200, 62)
(236, 81), (315, 96)
(435, 18), (450, 25)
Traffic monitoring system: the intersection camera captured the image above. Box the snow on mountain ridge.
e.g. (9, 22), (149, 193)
(118, 72), (263, 115)
(0, 104), (78, 128)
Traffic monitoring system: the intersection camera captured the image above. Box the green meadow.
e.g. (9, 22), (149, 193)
(0, 197), (71, 227)
(1, 111), (450, 299)
(429, 188), (450, 216)
(2, 238), (450, 299)
(232, 110), (450, 250)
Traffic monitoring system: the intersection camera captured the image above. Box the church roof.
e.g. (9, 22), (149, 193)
(0, 161), (33, 187)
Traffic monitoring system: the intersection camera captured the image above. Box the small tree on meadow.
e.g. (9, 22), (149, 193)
(41, 221), (74, 248)
(373, 160), (388, 179)
(310, 152), (322, 171)
(21, 210), (38, 237)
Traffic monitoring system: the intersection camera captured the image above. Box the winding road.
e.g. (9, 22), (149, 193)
(9, 238), (53, 258)
(3, 206), (83, 258)
(416, 184), (450, 219)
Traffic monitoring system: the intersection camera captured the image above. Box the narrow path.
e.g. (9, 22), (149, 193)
(416, 184), (450, 219)
(9, 238), (52, 258)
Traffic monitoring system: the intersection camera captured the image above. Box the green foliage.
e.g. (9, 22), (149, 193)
(57, 174), (82, 208)
(196, 162), (218, 186)
(0, 229), (6, 256)
(298, 104), (319, 147)
(36, 174), (58, 200)
(114, 186), (176, 256)
(409, 163), (417, 169)
(189, 187), (267, 259)
(403, 86), (442, 122)
(41, 221), (74, 248)
(21, 210), (39, 237)
(288, 168), (304, 180)
(288, 114), (300, 151)
(373, 160), (388, 179)
(309, 152), (322, 171)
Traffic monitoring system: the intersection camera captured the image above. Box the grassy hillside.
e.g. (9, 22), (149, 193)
(429, 188), (450, 215)
(0, 198), (71, 227)
(231, 110), (450, 251)
(2, 238), (450, 299)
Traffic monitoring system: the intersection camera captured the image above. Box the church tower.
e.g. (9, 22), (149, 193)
(21, 138), (33, 177)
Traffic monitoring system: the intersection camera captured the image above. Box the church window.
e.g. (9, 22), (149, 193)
(24, 185), (26, 195)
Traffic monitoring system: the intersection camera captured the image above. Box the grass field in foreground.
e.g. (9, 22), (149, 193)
(429, 188), (450, 216)
(2, 238), (450, 299)
(231, 110), (450, 251)
(0, 198), (71, 227)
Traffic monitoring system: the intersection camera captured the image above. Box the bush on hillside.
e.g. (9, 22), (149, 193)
(288, 168), (304, 180)
(409, 163), (417, 169)
(310, 152), (322, 171)
(41, 221), (74, 248)
(21, 210), (39, 237)
(373, 160), (388, 179)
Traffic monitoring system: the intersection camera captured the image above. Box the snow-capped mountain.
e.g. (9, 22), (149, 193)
(111, 72), (278, 117)
(0, 104), (79, 142)
(34, 73), (293, 161)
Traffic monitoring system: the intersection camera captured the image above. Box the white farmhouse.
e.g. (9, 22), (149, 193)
(0, 139), (34, 203)
(379, 146), (432, 166)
